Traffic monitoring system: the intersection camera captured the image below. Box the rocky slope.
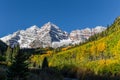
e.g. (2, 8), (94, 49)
(70, 26), (106, 43)
(0, 22), (106, 48)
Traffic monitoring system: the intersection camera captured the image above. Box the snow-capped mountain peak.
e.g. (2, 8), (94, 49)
(0, 23), (106, 48)
(26, 25), (39, 33)
(26, 25), (39, 30)
(70, 26), (106, 41)
(1, 22), (69, 48)
(41, 22), (60, 31)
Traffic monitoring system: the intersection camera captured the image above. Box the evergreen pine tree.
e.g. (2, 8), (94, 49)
(0, 50), (2, 55)
(42, 57), (48, 69)
(7, 49), (28, 80)
(12, 45), (20, 62)
(6, 46), (12, 64)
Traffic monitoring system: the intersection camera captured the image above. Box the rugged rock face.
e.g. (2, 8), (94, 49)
(0, 22), (106, 48)
(0, 22), (69, 48)
(69, 26), (106, 43)
(29, 22), (69, 48)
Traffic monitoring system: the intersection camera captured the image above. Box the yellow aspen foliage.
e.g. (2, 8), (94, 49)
(49, 62), (52, 67)
(30, 55), (39, 63)
(97, 42), (106, 52)
(67, 46), (72, 49)
(90, 45), (96, 55)
(61, 46), (72, 51)
(98, 59), (119, 66)
(98, 59), (106, 66)
(80, 46), (86, 54)
(40, 55), (46, 59)
(46, 53), (51, 56)
(112, 40), (120, 56)
(46, 51), (52, 54)
(62, 48), (68, 51)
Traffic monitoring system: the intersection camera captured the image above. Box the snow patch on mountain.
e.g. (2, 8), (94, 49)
(70, 26), (106, 42)
(0, 23), (106, 48)
(1, 22), (69, 48)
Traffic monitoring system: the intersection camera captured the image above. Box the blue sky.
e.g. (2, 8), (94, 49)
(0, 0), (120, 37)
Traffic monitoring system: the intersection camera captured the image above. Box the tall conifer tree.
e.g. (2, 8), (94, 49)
(6, 46), (12, 63)
(7, 47), (28, 80)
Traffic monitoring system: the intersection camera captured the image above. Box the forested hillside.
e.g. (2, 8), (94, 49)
(1, 17), (120, 80)
(29, 17), (120, 79)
